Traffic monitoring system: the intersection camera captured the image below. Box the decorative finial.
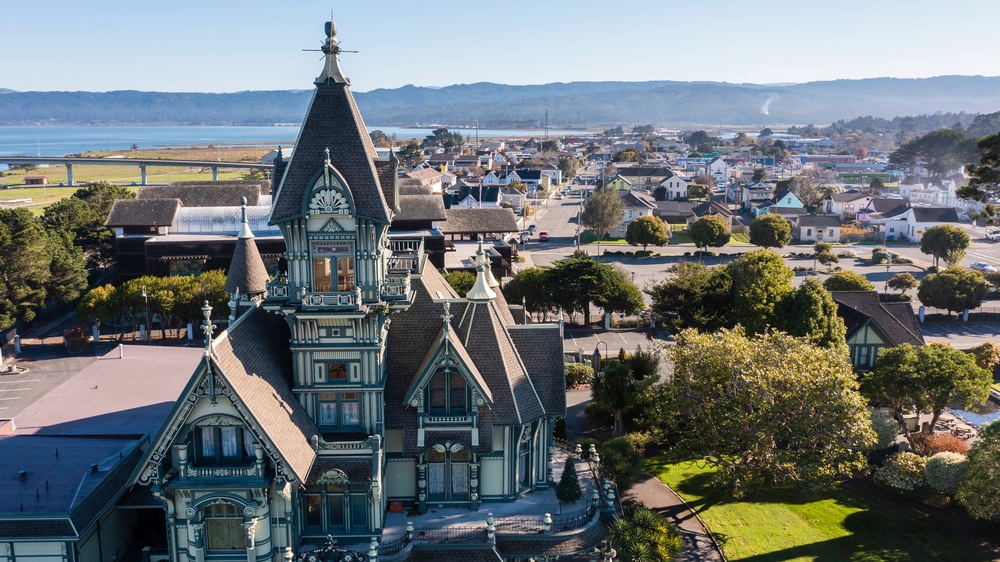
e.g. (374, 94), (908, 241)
(441, 301), (453, 333)
(237, 196), (254, 239)
(315, 19), (349, 85)
(201, 301), (217, 351)
(324, 147), (331, 166)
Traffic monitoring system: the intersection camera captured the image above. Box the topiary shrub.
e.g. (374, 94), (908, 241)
(908, 432), (970, 457)
(874, 451), (926, 491)
(564, 363), (594, 389)
(871, 409), (900, 450)
(924, 452), (967, 496)
(556, 455), (583, 504)
(872, 247), (890, 264)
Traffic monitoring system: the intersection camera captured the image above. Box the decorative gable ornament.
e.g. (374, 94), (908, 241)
(309, 189), (350, 215)
(319, 217), (346, 232)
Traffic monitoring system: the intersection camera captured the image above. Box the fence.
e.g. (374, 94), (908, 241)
(0, 326), (17, 366)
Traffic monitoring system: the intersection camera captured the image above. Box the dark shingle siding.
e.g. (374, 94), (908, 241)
(271, 84), (390, 224)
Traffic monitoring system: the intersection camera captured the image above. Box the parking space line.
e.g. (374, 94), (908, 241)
(964, 326), (990, 335)
(0, 388), (30, 392)
(0, 380), (40, 383)
(0, 397), (22, 401)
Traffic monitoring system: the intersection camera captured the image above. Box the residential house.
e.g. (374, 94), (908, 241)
(652, 200), (697, 227)
(740, 181), (776, 210)
(660, 171), (691, 200)
(858, 198), (908, 224)
(753, 188), (806, 219)
(605, 174), (632, 192)
(404, 168), (444, 193)
(686, 200), (735, 232)
(614, 166), (673, 191)
(614, 191), (657, 237)
(708, 156), (729, 185)
(425, 153), (457, 171)
(795, 215), (842, 242)
(831, 291), (924, 370)
(898, 176), (958, 207)
(869, 205), (960, 242)
(824, 190), (873, 219)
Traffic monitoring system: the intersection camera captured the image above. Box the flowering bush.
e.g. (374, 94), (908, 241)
(925, 452), (967, 496)
(908, 432), (970, 456)
(874, 451), (926, 491)
(870, 409), (900, 450)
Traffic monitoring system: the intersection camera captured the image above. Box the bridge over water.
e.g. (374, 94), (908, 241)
(0, 156), (273, 186)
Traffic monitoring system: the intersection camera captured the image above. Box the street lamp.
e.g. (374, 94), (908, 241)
(141, 285), (150, 342)
(884, 251), (892, 294)
(631, 271), (636, 285)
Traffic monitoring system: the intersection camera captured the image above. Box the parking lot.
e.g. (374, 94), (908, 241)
(920, 322), (1000, 348)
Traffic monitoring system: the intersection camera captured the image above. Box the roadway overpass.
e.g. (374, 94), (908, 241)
(0, 156), (273, 186)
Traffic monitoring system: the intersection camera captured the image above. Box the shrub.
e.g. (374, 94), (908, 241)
(874, 451), (926, 491)
(564, 363), (594, 389)
(622, 431), (657, 454)
(871, 409), (900, 450)
(872, 247), (890, 264)
(924, 452), (967, 495)
(599, 437), (643, 492)
(608, 503), (683, 562)
(556, 455), (583, 504)
(908, 432), (970, 456)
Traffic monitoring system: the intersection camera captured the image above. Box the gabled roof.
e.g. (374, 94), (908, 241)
(912, 207), (959, 223)
(620, 191), (656, 209)
(797, 215), (842, 228)
(829, 189), (870, 203)
(211, 307), (320, 483)
(831, 291), (924, 347)
(106, 198), (180, 227)
(402, 323), (494, 407)
(270, 82), (390, 224)
(616, 166), (672, 177)
(867, 198), (908, 214)
(691, 200), (734, 218)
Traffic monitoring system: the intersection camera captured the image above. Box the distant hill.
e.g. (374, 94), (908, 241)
(2, 76), (1000, 127)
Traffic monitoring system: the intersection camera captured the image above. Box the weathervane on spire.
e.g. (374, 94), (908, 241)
(305, 17), (357, 85)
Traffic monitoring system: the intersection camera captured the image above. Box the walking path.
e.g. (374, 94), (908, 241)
(564, 384), (724, 561)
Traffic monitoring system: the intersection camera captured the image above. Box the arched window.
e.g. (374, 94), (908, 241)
(426, 370), (468, 415)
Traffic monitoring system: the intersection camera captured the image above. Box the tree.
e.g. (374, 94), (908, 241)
(669, 328), (874, 496)
(646, 262), (730, 333)
(396, 141), (423, 168)
(599, 437), (644, 492)
(500, 267), (554, 320)
(368, 129), (392, 147)
(727, 249), (794, 335)
(45, 231), (87, 304)
(555, 455), (583, 504)
(958, 422), (1000, 520)
(426, 127), (463, 149)
(42, 181), (134, 272)
(581, 187), (625, 256)
(593, 265), (645, 321)
(961, 132), (1000, 201)
(689, 215), (730, 253)
(540, 140), (560, 153)
(864, 343), (991, 432)
(607, 503), (682, 562)
(748, 214), (791, 249)
(546, 257), (633, 326)
(774, 278), (847, 349)
(625, 215), (668, 250)
(613, 149), (639, 163)
(751, 168), (769, 182)
(441, 270), (475, 296)
(687, 184), (709, 199)
(870, 176), (886, 190)
(592, 362), (653, 437)
(969, 341), (1000, 372)
(0, 209), (53, 328)
(788, 174), (837, 209)
(919, 224), (970, 268)
(888, 129), (977, 176)
(824, 270), (875, 292)
(557, 157), (578, 180)
(888, 272), (919, 296)
(684, 130), (714, 153)
(918, 266), (988, 315)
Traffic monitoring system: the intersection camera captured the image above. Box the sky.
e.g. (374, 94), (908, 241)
(4, 1), (1000, 93)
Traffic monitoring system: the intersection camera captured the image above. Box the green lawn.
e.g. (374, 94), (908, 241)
(646, 458), (984, 562)
(730, 232), (751, 244)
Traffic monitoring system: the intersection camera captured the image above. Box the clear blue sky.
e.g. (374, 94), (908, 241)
(4, 0), (1000, 93)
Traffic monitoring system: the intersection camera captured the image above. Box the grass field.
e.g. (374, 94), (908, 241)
(647, 457), (986, 562)
(730, 232), (751, 244)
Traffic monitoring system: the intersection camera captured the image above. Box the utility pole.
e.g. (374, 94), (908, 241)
(544, 110), (549, 142)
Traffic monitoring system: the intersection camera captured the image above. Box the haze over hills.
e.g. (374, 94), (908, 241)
(2, 76), (1000, 128)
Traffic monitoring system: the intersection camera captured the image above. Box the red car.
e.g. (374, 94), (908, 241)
(538, 231), (549, 241)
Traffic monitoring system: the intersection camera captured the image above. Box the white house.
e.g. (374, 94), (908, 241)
(870, 205), (961, 242)
(825, 190), (873, 219)
(796, 215), (842, 242)
(898, 176), (958, 207)
(614, 191), (657, 237)
(660, 171), (691, 200)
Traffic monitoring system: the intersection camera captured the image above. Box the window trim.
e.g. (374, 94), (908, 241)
(317, 392), (362, 431)
(425, 371), (470, 416)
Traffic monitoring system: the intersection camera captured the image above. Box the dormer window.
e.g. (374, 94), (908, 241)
(427, 370), (468, 415)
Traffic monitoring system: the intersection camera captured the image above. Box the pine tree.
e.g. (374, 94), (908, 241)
(556, 456), (583, 504)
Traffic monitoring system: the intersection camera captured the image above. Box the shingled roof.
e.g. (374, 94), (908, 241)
(508, 324), (566, 416)
(270, 82), (390, 224)
(224, 210), (269, 296)
(137, 183), (264, 207)
(831, 291), (924, 347)
(396, 194), (446, 222)
(106, 198), (180, 227)
(212, 308), (319, 483)
(441, 208), (519, 234)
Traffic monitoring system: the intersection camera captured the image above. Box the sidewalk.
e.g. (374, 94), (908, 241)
(626, 471), (724, 562)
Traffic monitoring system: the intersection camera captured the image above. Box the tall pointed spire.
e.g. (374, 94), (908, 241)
(316, 18), (349, 85)
(237, 196), (254, 240)
(465, 237), (497, 302)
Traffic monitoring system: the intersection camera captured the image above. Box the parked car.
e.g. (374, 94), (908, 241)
(527, 224), (537, 233)
(538, 231), (549, 241)
(971, 262), (997, 273)
(514, 207), (523, 215)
